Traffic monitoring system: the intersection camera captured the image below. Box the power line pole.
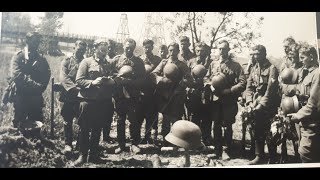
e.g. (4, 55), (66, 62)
(116, 13), (130, 44)
(141, 12), (166, 47)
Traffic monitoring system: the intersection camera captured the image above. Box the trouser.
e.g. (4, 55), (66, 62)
(136, 94), (158, 140)
(190, 103), (212, 143)
(78, 99), (114, 156)
(13, 95), (44, 129)
(299, 128), (320, 163)
(161, 114), (179, 138)
(78, 127), (101, 157)
(212, 101), (235, 156)
(115, 98), (140, 148)
(103, 102), (115, 141)
(254, 110), (272, 157)
(61, 101), (80, 146)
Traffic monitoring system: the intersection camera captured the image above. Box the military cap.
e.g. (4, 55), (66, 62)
(93, 39), (108, 47)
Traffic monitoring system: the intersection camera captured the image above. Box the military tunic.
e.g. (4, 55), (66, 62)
(11, 48), (51, 128)
(293, 71), (320, 162)
(110, 54), (146, 146)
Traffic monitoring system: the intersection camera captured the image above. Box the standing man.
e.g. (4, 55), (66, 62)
(59, 40), (87, 152)
(102, 39), (117, 143)
(186, 42), (213, 145)
(205, 40), (246, 159)
(178, 36), (196, 63)
(10, 32), (51, 131)
(286, 44), (320, 163)
(151, 42), (195, 144)
(111, 38), (146, 154)
(138, 39), (162, 144)
(158, 44), (168, 60)
(75, 39), (115, 165)
(246, 45), (280, 165)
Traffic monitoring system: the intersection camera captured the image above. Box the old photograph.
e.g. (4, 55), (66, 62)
(0, 12), (319, 168)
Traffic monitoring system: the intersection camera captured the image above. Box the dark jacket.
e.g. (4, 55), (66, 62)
(11, 49), (51, 96)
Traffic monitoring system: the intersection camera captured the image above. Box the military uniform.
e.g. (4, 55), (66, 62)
(138, 54), (161, 143)
(59, 54), (83, 147)
(76, 56), (114, 159)
(178, 49), (196, 63)
(11, 48), (51, 129)
(151, 58), (194, 138)
(282, 65), (319, 150)
(246, 60), (280, 160)
(205, 57), (246, 155)
(110, 54), (146, 148)
(186, 57), (212, 144)
(292, 71), (320, 162)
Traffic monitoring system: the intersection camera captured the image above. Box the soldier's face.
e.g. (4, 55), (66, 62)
(159, 49), (168, 59)
(218, 42), (229, 59)
(27, 37), (41, 52)
(143, 44), (153, 55)
(251, 50), (265, 64)
(288, 50), (299, 63)
(196, 47), (206, 59)
(180, 41), (190, 51)
(124, 42), (135, 57)
(96, 44), (108, 59)
(75, 44), (87, 57)
(107, 44), (115, 55)
(168, 46), (179, 58)
(283, 41), (290, 55)
(299, 53), (313, 68)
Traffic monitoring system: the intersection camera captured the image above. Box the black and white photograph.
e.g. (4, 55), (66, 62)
(0, 12), (319, 168)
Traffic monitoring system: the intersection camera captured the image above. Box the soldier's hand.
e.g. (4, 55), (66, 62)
(92, 77), (103, 86)
(286, 113), (300, 123)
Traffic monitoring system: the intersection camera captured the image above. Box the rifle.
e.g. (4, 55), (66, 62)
(50, 78), (55, 139)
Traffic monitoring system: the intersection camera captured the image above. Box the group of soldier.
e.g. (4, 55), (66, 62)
(4, 31), (320, 166)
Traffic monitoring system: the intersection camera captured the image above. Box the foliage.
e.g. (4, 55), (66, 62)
(171, 12), (264, 55)
(1, 12), (35, 33)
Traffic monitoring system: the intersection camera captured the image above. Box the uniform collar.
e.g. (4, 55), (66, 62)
(94, 55), (106, 64)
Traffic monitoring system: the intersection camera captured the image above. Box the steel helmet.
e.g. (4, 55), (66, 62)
(211, 73), (227, 89)
(280, 68), (298, 84)
(281, 95), (300, 115)
(145, 64), (153, 74)
(163, 63), (179, 81)
(192, 64), (207, 79)
(165, 120), (204, 150)
(118, 65), (134, 79)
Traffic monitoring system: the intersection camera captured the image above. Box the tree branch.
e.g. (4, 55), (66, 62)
(210, 12), (232, 49)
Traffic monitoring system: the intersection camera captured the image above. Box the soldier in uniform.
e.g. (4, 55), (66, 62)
(151, 42), (195, 144)
(138, 39), (162, 144)
(10, 32), (51, 131)
(59, 40), (87, 152)
(178, 36), (196, 63)
(279, 38), (302, 72)
(186, 42), (213, 145)
(111, 38), (146, 154)
(102, 39), (117, 143)
(158, 44), (168, 60)
(285, 44), (320, 163)
(74, 39), (115, 165)
(205, 40), (246, 159)
(246, 45), (280, 165)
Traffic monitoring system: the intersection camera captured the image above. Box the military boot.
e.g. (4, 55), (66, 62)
(248, 155), (265, 165)
(74, 154), (88, 166)
(248, 140), (265, 165)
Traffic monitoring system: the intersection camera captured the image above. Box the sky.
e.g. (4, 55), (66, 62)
(22, 12), (318, 58)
